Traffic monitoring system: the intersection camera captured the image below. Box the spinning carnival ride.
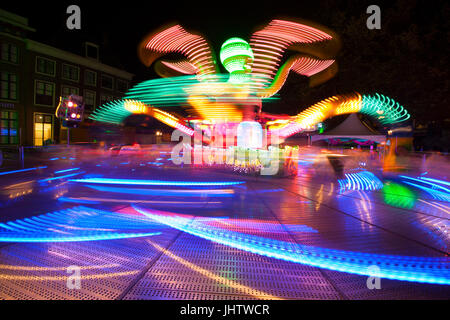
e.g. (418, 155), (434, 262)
(90, 19), (410, 150)
(4, 20), (450, 288)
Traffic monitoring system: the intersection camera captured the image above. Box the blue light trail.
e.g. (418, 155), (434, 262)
(54, 168), (80, 174)
(69, 178), (245, 187)
(338, 170), (383, 192)
(0, 206), (161, 242)
(0, 166), (47, 176)
(133, 205), (450, 285)
(39, 171), (85, 183)
(84, 185), (235, 197)
(400, 175), (450, 202)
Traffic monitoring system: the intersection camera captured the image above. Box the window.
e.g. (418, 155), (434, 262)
(35, 80), (54, 106)
(84, 90), (96, 111)
(84, 70), (97, 86)
(62, 64), (80, 82)
(34, 113), (53, 146)
(36, 57), (56, 76)
(101, 74), (113, 90)
(0, 72), (18, 100)
(117, 79), (128, 93)
(1, 43), (18, 64)
(61, 86), (79, 96)
(0, 111), (18, 144)
(100, 94), (113, 106)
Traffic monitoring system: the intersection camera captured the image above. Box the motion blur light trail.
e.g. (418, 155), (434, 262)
(0, 206), (161, 242)
(269, 93), (410, 138)
(0, 270), (140, 281)
(89, 18), (410, 144)
(382, 182), (417, 209)
(133, 205), (450, 285)
(338, 170), (383, 192)
(53, 168), (80, 174)
(38, 171), (84, 184)
(69, 178), (245, 187)
(85, 185), (235, 197)
(400, 176), (450, 203)
(148, 240), (282, 300)
(57, 197), (223, 207)
(0, 166), (47, 176)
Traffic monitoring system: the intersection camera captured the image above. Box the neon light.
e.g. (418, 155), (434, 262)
(400, 175), (450, 202)
(250, 19), (337, 88)
(84, 185), (235, 197)
(57, 197), (222, 206)
(57, 197), (101, 204)
(0, 206), (161, 243)
(0, 166), (47, 176)
(270, 93), (411, 138)
(134, 206), (450, 285)
(139, 24), (218, 77)
(70, 178), (245, 186)
(54, 168), (80, 174)
(91, 20), (410, 149)
(39, 171), (84, 183)
(382, 182), (417, 209)
(338, 171), (383, 191)
(419, 177), (450, 187)
(220, 37), (254, 74)
(160, 59), (198, 75)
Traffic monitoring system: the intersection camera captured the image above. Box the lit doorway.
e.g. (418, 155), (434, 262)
(34, 113), (53, 146)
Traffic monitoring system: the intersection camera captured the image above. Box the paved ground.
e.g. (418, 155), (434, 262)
(0, 152), (449, 300)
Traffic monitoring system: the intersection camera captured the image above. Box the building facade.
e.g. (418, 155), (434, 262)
(0, 9), (134, 146)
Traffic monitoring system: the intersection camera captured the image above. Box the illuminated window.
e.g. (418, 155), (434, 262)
(0, 111), (18, 144)
(36, 56), (55, 76)
(0, 72), (17, 100)
(101, 74), (113, 90)
(62, 64), (80, 82)
(1, 43), (18, 64)
(34, 113), (52, 146)
(35, 80), (54, 106)
(84, 70), (97, 86)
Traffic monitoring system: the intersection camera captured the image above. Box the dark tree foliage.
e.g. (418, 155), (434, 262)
(272, 0), (449, 126)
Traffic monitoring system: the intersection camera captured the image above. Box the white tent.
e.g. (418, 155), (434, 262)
(311, 113), (386, 144)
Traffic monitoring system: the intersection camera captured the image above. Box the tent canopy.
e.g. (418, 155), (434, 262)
(311, 113), (386, 144)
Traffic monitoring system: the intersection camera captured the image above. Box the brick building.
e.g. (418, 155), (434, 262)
(0, 8), (134, 146)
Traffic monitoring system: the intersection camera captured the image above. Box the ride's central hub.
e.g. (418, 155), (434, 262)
(220, 37), (254, 74)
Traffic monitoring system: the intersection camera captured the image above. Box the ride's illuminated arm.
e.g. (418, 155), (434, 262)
(256, 55), (336, 98)
(90, 100), (194, 136)
(250, 19), (340, 94)
(138, 24), (219, 79)
(269, 93), (410, 138)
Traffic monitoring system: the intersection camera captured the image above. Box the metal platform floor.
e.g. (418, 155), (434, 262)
(0, 163), (448, 300)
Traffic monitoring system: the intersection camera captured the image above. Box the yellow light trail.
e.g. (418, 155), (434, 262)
(148, 240), (282, 300)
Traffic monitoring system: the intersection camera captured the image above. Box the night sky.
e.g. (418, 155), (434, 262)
(2, 0), (449, 128)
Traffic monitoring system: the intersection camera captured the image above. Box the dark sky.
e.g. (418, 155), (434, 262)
(2, 0), (449, 123)
(2, 0), (395, 78)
